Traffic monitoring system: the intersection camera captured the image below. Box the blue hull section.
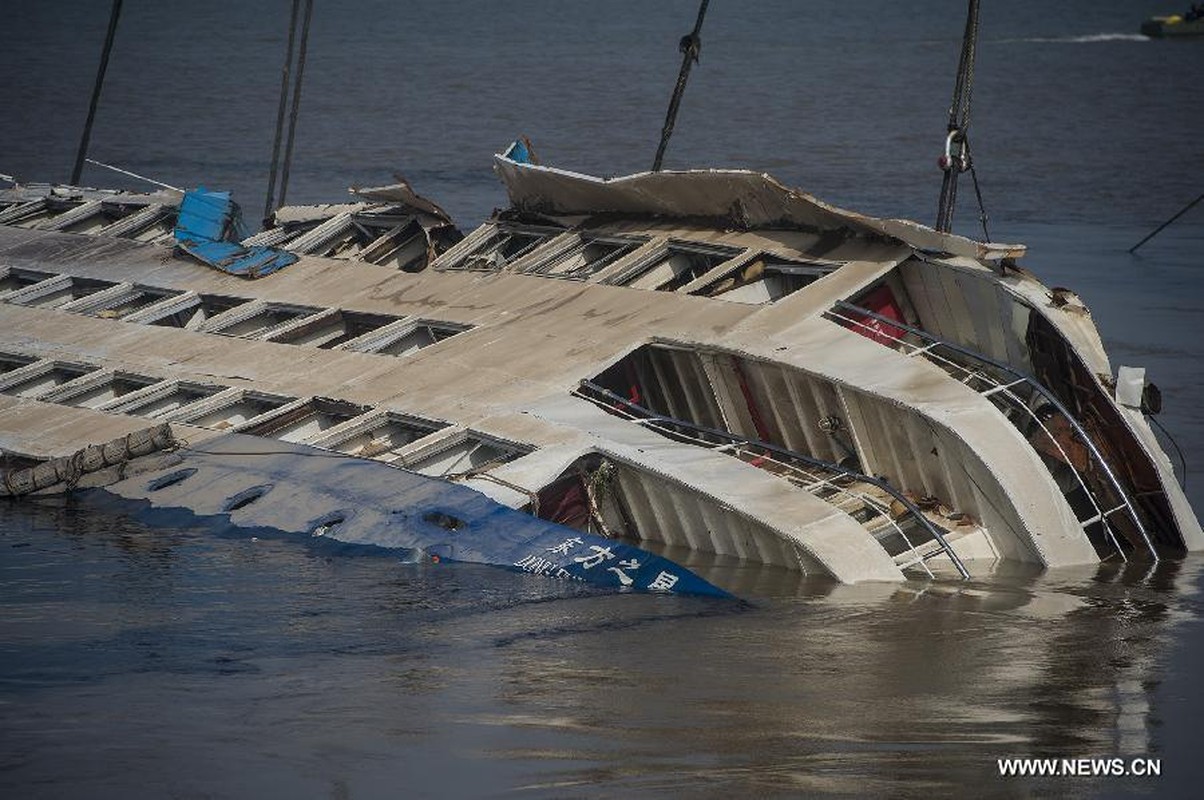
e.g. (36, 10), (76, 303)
(97, 433), (730, 598)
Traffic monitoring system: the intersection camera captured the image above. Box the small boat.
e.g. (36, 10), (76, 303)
(1141, 12), (1204, 37)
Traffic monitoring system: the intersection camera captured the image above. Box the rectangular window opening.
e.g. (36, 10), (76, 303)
(273, 310), (405, 349)
(370, 320), (468, 357)
(692, 255), (842, 304)
(1, 362), (99, 398)
(93, 286), (186, 319)
(0, 352), (38, 374)
(323, 412), (448, 459)
(443, 225), (558, 272)
(405, 433), (529, 477)
(4, 274), (119, 309)
(209, 303), (323, 339)
(353, 217), (429, 270)
(0, 267), (58, 296)
(52, 372), (163, 409)
(115, 381), (226, 419)
(146, 294), (251, 329)
(173, 390), (295, 431)
(605, 241), (743, 291)
(240, 398), (371, 443)
(523, 236), (643, 280)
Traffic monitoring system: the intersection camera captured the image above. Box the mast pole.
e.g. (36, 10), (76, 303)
(652, 0), (710, 172)
(71, 0), (124, 186)
(935, 0), (981, 233)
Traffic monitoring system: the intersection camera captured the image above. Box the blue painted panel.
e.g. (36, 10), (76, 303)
(175, 240), (298, 278)
(174, 187), (296, 278)
(176, 187), (235, 242)
(502, 138), (532, 164)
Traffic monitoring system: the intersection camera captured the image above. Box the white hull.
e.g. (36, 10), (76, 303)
(1, 155), (1198, 586)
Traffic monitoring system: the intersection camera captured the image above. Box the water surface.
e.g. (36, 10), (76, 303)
(1, 1), (1202, 796)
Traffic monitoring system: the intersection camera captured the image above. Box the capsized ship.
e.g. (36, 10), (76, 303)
(0, 144), (1199, 593)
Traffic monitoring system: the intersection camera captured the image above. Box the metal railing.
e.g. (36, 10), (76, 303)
(825, 300), (1157, 562)
(574, 380), (971, 579)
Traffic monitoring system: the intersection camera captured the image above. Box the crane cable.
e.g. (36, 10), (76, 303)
(935, 0), (990, 240)
(263, 0), (302, 224)
(71, 0), (124, 186)
(262, 0), (314, 224)
(276, 0), (314, 212)
(652, 0), (710, 172)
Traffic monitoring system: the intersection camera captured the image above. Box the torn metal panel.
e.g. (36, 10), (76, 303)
(350, 176), (456, 225)
(174, 188), (298, 278)
(174, 239), (299, 278)
(250, 177), (462, 270)
(493, 150), (1024, 261)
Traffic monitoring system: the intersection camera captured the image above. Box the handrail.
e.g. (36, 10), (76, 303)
(828, 299), (1157, 561)
(642, 408), (936, 577)
(730, 446), (937, 579)
(826, 305), (1127, 562)
(575, 379), (971, 579)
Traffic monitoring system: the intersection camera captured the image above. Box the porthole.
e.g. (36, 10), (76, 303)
(310, 513), (346, 538)
(422, 510), (465, 532)
(147, 468), (196, 492)
(222, 484), (272, 512)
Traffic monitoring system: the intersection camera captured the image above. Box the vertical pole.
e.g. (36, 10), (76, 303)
(652, 0), (710, 172)
(277, 0), (314, 210)
(71, 0), (124, 185)
(264, 0), (302, 224)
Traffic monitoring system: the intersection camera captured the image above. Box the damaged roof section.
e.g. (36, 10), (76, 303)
(1, 176), (463, 274)
(0, 183), (181, 244)
(492, 148), (1024, 262)
(434, 216), (849, 306)
(243, 178), (462, 271)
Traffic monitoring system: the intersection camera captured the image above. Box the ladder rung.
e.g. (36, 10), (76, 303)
(979, 378), (1027, 397)
(1080, 504), (1132, 529)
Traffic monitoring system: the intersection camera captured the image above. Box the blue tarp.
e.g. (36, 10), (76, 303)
(174, 187), (297, 278)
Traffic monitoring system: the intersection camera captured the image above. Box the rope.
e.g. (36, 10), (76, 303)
(1129, 191), (1204, 253)
(1, 425), (176, 497)
(935, 0), (982, 233)
(442, 468), (541, 516)
(947, 2), (979, 134)
(277, 0), (314, 210)
(263, 0), (302, 224)
(1149, 415), (1188, 491)
(579, 463), (619, 539)
(966, 140), (991, 242)
(652, 0), (710, 172)
(84, 158), (181, 192)
(63, 450), (87, 491)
